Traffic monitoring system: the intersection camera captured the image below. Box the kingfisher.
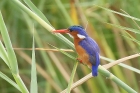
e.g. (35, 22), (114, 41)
(53, 25), (100, 76)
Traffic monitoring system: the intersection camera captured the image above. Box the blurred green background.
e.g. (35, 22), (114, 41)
(0, 0), (140, 93)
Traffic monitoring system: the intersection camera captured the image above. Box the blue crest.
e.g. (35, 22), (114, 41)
(68, 25), (88, 37)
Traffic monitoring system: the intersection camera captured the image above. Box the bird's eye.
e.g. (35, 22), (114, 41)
(69, 29), (73, 32)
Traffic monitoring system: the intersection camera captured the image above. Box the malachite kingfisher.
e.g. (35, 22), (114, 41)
(53, 25), (100, 76)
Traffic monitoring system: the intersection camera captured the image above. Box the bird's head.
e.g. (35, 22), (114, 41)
(53, 25), (88, 39)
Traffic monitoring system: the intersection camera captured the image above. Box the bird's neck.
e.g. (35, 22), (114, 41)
(70, 32), (83, 45)
(74, 37), (82, 46)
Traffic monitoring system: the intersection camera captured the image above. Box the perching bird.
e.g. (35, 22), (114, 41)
(53, 25), (100, 76)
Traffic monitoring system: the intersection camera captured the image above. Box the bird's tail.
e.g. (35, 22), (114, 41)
(92, 53), (100, 76)
(92, 65), (98, 76)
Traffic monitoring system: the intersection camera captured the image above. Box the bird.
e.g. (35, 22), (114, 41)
(53, 25), (100, 76)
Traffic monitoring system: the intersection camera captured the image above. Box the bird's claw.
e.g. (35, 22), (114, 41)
(76, 58), (83, 63)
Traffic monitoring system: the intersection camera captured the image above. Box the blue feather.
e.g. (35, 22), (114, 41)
(92, 52), (100, 76)
(79, 37), (100, 76)
(68, 25), (100, 76)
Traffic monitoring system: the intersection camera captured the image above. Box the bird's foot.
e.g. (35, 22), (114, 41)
(76, 58), (83, 64)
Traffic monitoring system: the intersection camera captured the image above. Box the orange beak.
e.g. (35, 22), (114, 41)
(53, 29), (69, 34)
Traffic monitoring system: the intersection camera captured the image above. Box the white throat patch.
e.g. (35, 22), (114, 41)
(77, 34), (86, 39)
(67, 33), (73, 38)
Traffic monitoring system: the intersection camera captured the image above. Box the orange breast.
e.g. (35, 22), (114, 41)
(69, 31), (92, 68)
(74, 38), (92, 68)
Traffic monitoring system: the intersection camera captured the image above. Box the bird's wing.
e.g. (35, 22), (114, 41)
(79, 37), (100, 65)
(88, 37), (100, 53)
